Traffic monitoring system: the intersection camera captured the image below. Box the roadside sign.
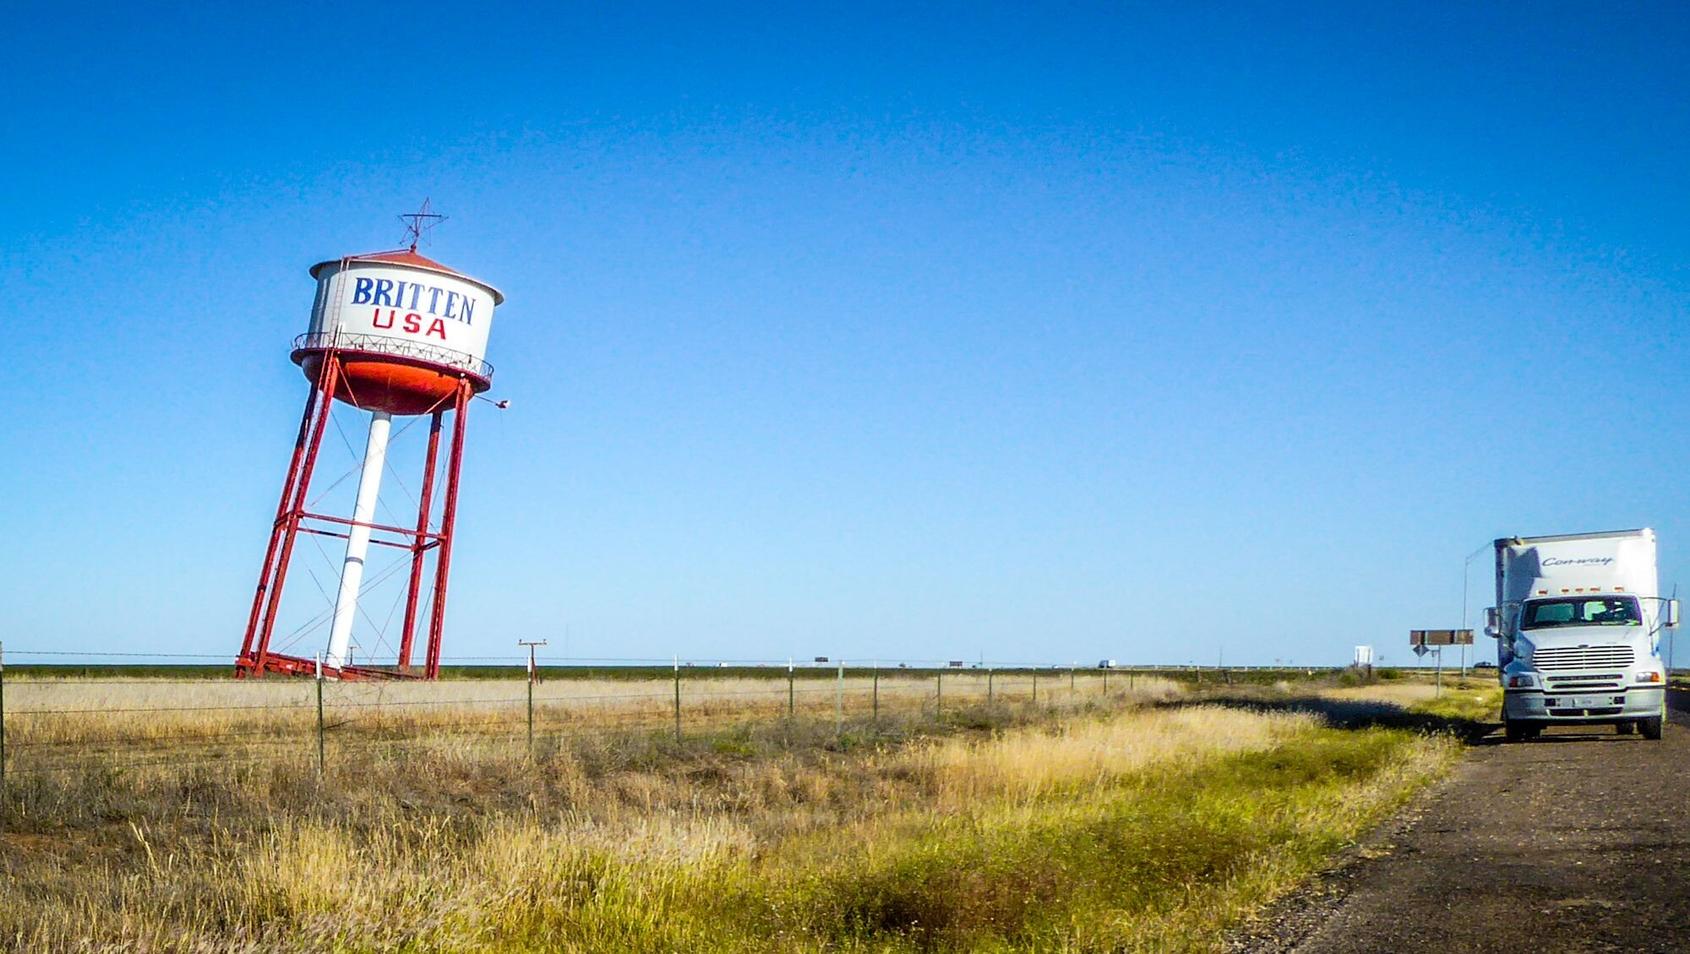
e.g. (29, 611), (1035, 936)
(1410, 629), (1474, 647)
(1413, 644), (1430, 658)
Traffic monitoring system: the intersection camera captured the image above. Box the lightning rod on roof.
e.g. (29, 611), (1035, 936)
(399, 198), (447, 252)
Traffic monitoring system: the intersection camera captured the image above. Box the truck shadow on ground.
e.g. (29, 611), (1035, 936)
(1179, 687), (1690, 747)
(1165, 693), (1497, 743)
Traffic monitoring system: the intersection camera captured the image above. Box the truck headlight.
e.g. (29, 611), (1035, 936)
(1507, 673), (1538, 688)
(1636, 670), (1663, 684)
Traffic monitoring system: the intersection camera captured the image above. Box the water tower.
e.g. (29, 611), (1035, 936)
(235, 212), (503, 679)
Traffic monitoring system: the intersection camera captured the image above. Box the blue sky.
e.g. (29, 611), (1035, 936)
(3, 2), (1687, 668)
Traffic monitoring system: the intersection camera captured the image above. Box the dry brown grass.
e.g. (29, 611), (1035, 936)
(919, 703), (1313, 806)
(0, 674), (1460, 952)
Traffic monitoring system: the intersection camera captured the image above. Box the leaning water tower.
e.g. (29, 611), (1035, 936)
(235, 209), (504, 679)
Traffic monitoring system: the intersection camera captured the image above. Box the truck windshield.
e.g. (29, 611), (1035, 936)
(1521, 597), (1641, 629)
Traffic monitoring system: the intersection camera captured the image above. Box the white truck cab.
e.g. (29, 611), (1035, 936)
(1487, 528), (1677, 741)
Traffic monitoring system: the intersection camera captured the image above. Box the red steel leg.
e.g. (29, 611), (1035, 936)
(397, 410), (443, 672)
(424, 380), (472, 679)
(253, 354), (342, 676)
(237, 380), (322, 673)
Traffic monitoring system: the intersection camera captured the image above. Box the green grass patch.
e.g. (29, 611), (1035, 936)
(1409, 682), (1502, 724)
(472, 726), (1455, 953)
(773, 731), (1445, 951)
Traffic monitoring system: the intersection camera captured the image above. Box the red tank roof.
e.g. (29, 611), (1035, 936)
(351, 248), (457, 271)
(308, 247), (504, 304)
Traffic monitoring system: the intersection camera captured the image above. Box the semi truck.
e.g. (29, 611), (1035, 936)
(1486, 528), (1677, 741)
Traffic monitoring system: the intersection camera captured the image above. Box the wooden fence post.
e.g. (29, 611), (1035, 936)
(0, 641), (7, 792)
(315, 654), (326, 776)
(872, 663), (879, 724)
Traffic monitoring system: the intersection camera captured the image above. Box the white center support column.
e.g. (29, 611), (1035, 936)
(325, 411), (392, 671)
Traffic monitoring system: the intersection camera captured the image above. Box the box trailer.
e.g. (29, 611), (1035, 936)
(1487, 528), (1678, 741)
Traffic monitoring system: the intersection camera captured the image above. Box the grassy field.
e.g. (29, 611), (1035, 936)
(0, 672), (1494, 952)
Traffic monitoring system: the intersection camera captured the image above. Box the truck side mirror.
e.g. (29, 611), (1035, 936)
(1667, 599), (1680, 629)
(1484, 607), (1501, 637)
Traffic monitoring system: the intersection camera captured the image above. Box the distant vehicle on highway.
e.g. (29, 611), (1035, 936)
(1473, 660), (1495, 669)
(1488, 528), (1678, 741)
(1098, 659), (1117, 669)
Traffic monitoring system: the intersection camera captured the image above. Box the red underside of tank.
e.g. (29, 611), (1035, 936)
(298, 352), (489, 415)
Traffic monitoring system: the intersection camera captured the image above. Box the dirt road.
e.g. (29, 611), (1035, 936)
(1254, 691), (1690, 954)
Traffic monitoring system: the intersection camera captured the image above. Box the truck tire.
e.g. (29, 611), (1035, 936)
(1640, 715), (1664, 740)
(1505, 721), (1528, 742)
(1616, 722), (1636, 735)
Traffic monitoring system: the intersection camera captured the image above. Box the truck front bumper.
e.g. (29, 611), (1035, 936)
(1504, 685), (1664, 723)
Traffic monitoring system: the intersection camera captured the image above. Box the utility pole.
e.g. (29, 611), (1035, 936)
(518, 639), (547, 757)
(518, 639), (548, 682)
(1462, 542), (1488, 679)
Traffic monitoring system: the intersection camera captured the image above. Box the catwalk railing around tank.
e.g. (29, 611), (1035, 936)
(291, 331), (494, 381)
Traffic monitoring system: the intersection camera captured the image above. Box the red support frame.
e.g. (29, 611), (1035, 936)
(235, 368), (322, 664)
(397, 409), (443, 672)
(424, 380), (473, 679)
(235, 349), (475, 681)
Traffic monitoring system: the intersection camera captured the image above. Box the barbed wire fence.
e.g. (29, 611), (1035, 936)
(0, 642), (1375, 791)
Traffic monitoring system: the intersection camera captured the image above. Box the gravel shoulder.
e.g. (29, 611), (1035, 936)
(1230, 689), (1690, 954)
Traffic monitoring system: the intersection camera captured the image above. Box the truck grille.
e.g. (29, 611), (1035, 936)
(1545, 673), (1626, 691)
(1548, 706), (1624, 718)
(1530, 645), (1634, 671)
